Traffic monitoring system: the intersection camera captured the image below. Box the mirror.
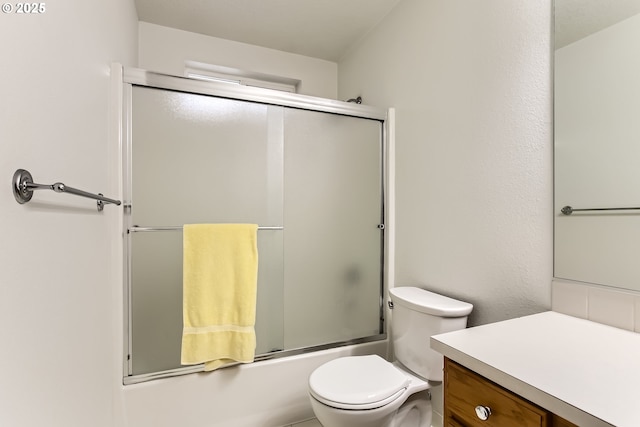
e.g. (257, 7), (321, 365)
(554, 0), (640, 291)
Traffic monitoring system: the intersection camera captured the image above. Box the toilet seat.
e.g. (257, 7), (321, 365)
(309, 355), (410, 410)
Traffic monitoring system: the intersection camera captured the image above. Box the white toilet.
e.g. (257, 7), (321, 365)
(308, 286), (473, 427)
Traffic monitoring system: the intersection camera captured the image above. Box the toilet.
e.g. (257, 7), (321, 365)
(308, 286), (473, 427)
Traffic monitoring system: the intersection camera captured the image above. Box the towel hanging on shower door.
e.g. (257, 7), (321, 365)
(180, 223), (259, 371)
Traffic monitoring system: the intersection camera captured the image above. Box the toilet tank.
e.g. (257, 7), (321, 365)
(389, 287), (473, 382)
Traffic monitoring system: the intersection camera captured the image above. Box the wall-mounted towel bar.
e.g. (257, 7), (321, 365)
(12, 169), (121, 212)
(128, 225), (283, 233)
(561, 205), (640, 215)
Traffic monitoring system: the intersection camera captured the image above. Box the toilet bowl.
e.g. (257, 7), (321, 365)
(309, 355), (429, 427)
(308, 287), (473, 427)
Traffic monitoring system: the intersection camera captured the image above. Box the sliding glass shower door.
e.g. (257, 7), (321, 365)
(123, 74), (386, 382)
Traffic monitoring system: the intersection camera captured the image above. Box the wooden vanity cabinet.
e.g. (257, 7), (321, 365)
(443, 358), (577, 427)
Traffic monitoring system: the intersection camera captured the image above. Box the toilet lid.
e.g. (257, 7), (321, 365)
(309, 355), (410, 410)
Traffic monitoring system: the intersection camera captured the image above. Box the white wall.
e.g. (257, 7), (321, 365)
(554, 13), (640, 292)
(339, 0), (553, 327)
(0, 1), (138, 426)
(138, 22), (338, 99)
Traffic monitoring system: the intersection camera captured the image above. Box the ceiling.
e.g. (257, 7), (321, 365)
(555, 0), (640, 49)
(134, 1), (640, 59)
(134, 0), (402, 62)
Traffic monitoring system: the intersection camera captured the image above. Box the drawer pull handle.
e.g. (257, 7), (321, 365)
(475, 405), (492, 421)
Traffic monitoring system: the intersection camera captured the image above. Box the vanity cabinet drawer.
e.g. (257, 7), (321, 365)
(444, 358), (548, 427)
(443, 359), (578, 427)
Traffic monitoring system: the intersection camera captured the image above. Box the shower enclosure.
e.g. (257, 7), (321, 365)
(120, 68), (389, 384)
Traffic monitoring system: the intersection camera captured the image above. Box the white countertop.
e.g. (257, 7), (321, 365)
(430, 311), (640, 427)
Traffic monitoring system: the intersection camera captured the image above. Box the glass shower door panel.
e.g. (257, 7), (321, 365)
(283, 109), (383, 349)
(129, 87), (284, 374)
(129, 231), (283, 374)
(131, 86), (283, 226)
(130, 231), (182, 375)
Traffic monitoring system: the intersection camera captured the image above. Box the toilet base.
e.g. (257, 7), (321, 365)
(310, 390), (432, 427)
(390, 391), (432, 427)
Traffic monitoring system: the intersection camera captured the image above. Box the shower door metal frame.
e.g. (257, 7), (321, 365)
(119, 66), (390, 385)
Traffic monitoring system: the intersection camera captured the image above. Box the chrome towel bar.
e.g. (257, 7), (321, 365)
(128, 225), (283, 233)
(561, 205), (640, 215)
(12, 168), (121, 212)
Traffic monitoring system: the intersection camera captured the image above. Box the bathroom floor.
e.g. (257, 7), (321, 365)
(287, 419), (322, 427)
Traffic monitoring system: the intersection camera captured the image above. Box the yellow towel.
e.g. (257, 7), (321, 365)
(181, 223), (259, 371)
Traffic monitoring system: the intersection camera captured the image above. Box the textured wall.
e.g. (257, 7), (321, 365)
(339, 0), (553, 327)
(0, 1), (138, 426)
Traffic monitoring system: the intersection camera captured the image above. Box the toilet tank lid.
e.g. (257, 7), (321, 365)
(389, 287), (473, 317)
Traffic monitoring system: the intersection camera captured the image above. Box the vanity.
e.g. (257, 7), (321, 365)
(442, 359), (575, 427)
(431, 311), (640, 427)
